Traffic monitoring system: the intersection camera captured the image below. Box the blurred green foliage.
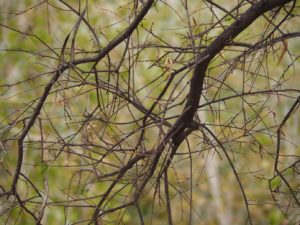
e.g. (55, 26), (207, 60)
(1, 0), (300, 225)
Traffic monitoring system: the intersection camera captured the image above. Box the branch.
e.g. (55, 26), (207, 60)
(171, 0), (294, 144)
(9, 0), (155, 195)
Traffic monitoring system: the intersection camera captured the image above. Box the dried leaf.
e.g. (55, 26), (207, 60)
(278, 39), (288, 65)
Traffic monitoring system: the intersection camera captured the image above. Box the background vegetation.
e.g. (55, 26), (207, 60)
(0, 0), (300, 224)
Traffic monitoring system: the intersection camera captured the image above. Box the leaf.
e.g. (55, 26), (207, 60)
(164, 57), (173, 71)
(270, 176), (281, 191)
(285, 167), (294, 176)
(277, 39), (288, 65)
(192, 16), (197, 26)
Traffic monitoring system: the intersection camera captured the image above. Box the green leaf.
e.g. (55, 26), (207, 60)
(270, 176), (281, 190)
(285, 167), (294, 176)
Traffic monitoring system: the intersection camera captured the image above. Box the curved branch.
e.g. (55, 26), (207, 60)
(171, 0), (294, 144)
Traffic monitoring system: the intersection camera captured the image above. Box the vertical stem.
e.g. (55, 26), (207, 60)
(164, 170), (173, 225)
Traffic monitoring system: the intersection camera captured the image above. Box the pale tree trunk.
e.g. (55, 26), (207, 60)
(197, 109), (232, 225)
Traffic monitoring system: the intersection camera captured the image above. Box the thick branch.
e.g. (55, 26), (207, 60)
(171, 0), (293, 144)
